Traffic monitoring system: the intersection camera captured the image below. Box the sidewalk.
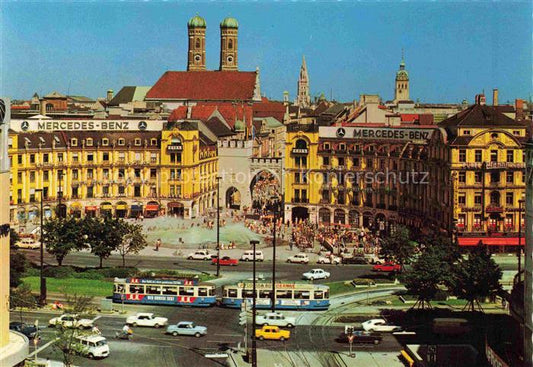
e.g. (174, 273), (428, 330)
(226, 349), (405, 367)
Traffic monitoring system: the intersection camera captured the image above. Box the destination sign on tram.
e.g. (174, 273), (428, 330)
(126, 278), (198, 286)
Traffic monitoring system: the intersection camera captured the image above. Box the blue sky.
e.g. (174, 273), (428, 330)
(1, 1), (531, 104)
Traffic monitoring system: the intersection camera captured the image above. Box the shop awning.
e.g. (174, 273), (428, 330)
(85, 206), (97, 211)
(458, 237), (524, 246)
(101, 204), (113, 210)
(116, 204), (127, 210)
(145, 204), (159, 211)
(168, 202), (184, 208)
(70, 202), (82, 208)
(131, 205), (143, 211)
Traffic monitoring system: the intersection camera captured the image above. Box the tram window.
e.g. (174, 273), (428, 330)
(179, 287), (195, 296)
(162, 287), (177, 295)
(259, 290), (272, 298)
(294, 291), (310, 299)
(228, 289), (238, 298)
(198, 287), (208, 297)
(314, 291), (324, 299)
(325, 291), (329, 299)
(147, 286), (161, 295)
(276, 290), (292, 299)
(209, 287), (215, 296)
(243, 290), (255, 298)
(114, 284), (125, 293)
(129, 285), (144, 294)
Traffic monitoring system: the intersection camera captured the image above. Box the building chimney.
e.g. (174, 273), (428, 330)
(186, 105), (192, 119)
(493, 89), (499, 106)
(475, 94), (486, 106)
(516, 99), (524, 121)
(106, 89), (114, 102)
(39, 100), (47, 115)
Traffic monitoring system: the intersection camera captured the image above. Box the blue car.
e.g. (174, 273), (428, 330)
(166, 321), (207, 337)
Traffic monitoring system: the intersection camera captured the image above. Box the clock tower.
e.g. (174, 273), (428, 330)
(187, 15), (207, 71)
(393, 52), (410, 104)
(220, 17), (239, 71)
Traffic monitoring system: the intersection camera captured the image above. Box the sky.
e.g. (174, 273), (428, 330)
(1, 1), (531, 104)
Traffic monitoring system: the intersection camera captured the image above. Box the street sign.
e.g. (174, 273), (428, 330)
(239, 311), (247, 326)
(348, 335), (355, 343)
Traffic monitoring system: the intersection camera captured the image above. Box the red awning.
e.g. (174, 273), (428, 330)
(145, 204), (159, 211)
(458, 237), (524, 246)
(85, 206), (97, 211)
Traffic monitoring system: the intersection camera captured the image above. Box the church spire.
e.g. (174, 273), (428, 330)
(394, 51), (410, 104)
(296, 55), (311, 108)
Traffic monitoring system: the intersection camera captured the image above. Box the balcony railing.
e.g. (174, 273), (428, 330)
(292, 198), (309, 204)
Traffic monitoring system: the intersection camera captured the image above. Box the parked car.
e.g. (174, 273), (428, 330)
(317, 255), (341, 265)
(302, 268), (330, 280)
(362, 319), (402, 332)
(256, 312), (296, 328)
(126, 313), (168, 328)
(48, 314), (94, 329)
(335, 330), (383, 345)
(211, 256), (239, 266)
(372, 262), (401, 272)
(240, 250), (264, 262)
(342, 256), (368, 264)
(166, 321), (207, 337)
(255, 325), (290, 341)
(76, 335), (110, 359)
(287, 253), (309, 264)
(187, 250), (212, 260)
(15, 238), (41, 250)
(9, 322), (38, 339)
(364, 254), (382, 265)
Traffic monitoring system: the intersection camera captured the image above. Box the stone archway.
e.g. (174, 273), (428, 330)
(319, 208), (331, 224)
(250, 170), (281, 211)
(226, 187), (241, 209)
(292, 207), (309, 223)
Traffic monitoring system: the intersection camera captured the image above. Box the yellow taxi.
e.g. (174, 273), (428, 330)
(255, 325), (290, 341)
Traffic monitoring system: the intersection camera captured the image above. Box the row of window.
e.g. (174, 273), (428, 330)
(69, 137), (158, 147)
(457, 171), (524, 184)
(13, 152), (159, 165)
(458, 149), (523, 163)
(457, 191), (518, 206)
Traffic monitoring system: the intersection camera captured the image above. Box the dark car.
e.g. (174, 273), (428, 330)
(335, 330), (382, 345)
(341, 256), (368, 265)
(9, 322), (38, 339)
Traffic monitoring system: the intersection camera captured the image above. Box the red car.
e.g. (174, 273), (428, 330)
(211, 256), (239, 266)
(372, 262), (401, 272)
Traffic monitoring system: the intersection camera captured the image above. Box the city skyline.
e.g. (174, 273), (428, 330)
(2, 1), (531, 104)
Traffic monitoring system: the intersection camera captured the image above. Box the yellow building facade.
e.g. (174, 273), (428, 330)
(441, 100), (528, 235)
(8, 119), (218, 226)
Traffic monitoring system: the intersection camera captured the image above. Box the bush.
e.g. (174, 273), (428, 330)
(43, 266), (75, 278)
(23, 267), (40, 277)
(96, 267), (138, 278)
(73, 270), (105, 280)
(10, 284), (37, 309)
(350, 278), (375, 287)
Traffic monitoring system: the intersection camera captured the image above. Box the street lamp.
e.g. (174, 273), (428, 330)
(34, 188), (46, 306)
(216, 176), (221, 277)
(250, 239), (259, 367)
(270, 196), (279, 312)
(518, 196), (525, 282)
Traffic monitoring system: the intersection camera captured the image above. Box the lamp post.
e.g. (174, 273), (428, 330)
(250, 240), (259, 367)
(57, 171), (63, 218)
(270, 197), (279, 312)
(518, 197), (525, 282)
(216, 176), (221, 277)
(35, 188), (46, 306)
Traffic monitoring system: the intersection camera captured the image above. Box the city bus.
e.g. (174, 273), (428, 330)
(221, 282), (330, 310)
(112, 277), (217, 307)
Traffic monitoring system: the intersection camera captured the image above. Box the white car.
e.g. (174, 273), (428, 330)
(126, 313), (168, 328)
(240, 250), (264, 262)
(287, 253), (309, 264)
(362, 319), (402, 332)
(302, 268), (330, 280)
(48, 314), (94, 329)
(76, 335), (109, 359)
(317, 255), (341, 265)
(15, 238), (41, 249)
(187, 250), (212, 260)
(257, 312), (296, 328)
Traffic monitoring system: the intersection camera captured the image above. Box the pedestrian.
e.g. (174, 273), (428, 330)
(155, 238), (161, 251)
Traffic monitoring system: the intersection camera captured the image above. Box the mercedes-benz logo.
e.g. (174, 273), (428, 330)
(138, 121), (147, 130)
(21, 121), (29, 131)
(336, 128), (346, 138)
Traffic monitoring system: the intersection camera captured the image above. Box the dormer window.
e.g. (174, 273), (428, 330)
(171, 137), (182, 145)
(491, 133), (498, 139)
(134, 138), (141, 146)
(118, 138), (125, 146)
(86, 138), (93, 146)
(150, 138), (157, 146)
(463, 130), (471, 135)
(102, 138), (109, 146)
(324, 143), (330, 150)
(339, 143), (346, 151)
(71, 138), (78, 147)
(513, 130), (521, 136)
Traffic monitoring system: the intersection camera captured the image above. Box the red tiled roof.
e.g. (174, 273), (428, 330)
(168, 102), (253, 129)
(253, 98), (286, 121)
(401, 114), (419, 122)
(146, 71), (257, 101)
(12, 105), (31, 110)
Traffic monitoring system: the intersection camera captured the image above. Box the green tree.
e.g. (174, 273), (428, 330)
(118, 222), (148, 267)
(379, 225), (416, 271)
(10, 250), (27, 287)
(43, 217), (87, 266)
(83, 217), (127, 268)
(10, 283), (36, 309)
(449, 244), (502, 312)
(10, 228), (20, 248)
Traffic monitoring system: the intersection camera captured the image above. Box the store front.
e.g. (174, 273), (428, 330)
(85, 206), (97, 218)
(116, 202), (128, 218)
(70, 203), (82, 218)
(100, 202), (113, 218)
(145, 201), (160, 218)
(130, 204), (143, 219)
(168, 202), (184, 217)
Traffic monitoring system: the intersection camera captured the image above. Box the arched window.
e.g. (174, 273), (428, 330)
(295, 139), (307, 150)
(228, 39), (233, 49)
(195, 38), (200, 48)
